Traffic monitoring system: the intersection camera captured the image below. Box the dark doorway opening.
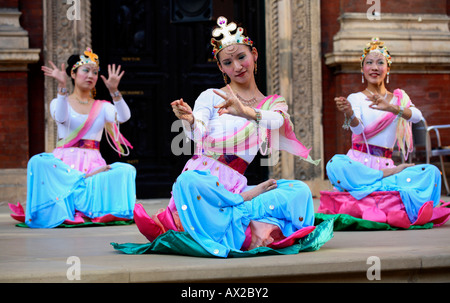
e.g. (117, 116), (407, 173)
(91, 0), (267, 198)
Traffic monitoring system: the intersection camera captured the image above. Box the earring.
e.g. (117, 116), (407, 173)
(386, 72), (390, 84)
(254, 62), (258, 75)
(223, 73), (229, 85)
(361, 73), (365, 84)
(90, 87), (97, 99)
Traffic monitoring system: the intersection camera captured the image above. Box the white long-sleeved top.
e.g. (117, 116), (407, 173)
(50, 94), (131, 142)
(182, 89), (284, 163)
(348, 92), (423, 149)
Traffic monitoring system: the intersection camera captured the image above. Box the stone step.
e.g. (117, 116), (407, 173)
(0, 169), (26, 203)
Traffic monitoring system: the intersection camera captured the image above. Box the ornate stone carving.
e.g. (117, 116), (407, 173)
(43, 0), (92, 152)
(265, 0), (324, 183)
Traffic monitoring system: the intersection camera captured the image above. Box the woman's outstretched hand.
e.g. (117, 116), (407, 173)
(334, 96), (353, 117)
(171, 98), (194, 125)
(41, 61), (67, 87)
(101, 64), (125, 94)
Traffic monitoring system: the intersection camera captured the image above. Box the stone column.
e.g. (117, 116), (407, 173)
(43, 0), (91, 152)
(265, 0), (327, 195)
(0, 7), (40, 202)
(0, 8), (40, 72)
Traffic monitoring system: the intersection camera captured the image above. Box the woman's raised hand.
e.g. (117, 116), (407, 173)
(213, 85), (248, 117)
(101, 64), (125, 94)
(171, 98), (194, 125)
(41, 61), (67, 87)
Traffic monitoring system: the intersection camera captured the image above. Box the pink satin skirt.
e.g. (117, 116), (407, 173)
(53, 146), (107, 174)
(346, 148), (395, 170)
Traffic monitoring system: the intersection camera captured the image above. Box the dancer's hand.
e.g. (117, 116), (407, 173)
(171, 98), (194, 125)
(41, 61), (67, 87)
(334, 96), (353, 117)
(101, 64), (125, 94)
(367, 93), (391, 112)
(213, 85), (251, 118)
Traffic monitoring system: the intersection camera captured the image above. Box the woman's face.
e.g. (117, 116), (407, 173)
(362, 52), (390, 85)
(72, 64), (99, 90)
(217, 44), (257, 85)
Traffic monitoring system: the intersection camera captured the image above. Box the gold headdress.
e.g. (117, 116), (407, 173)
(71, 47), (100, 73)
(211, 16), (253, 59)
(360, 37), (392, 67)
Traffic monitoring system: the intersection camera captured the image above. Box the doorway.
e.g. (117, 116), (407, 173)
(91, 0), (267, 198)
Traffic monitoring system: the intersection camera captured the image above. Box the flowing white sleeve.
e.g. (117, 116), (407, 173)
(104, 98), (132, 123)
(259, 110), (284, 129)
(114, 98), (131, 123)
(182, 90), (214, 140)
(408, 105), (423, 124)
(348, 93), (365, 135)
(50, 94), (69, 124)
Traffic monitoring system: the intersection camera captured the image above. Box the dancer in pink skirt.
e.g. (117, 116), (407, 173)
(334, 37), (421, 169)
(10, 48), (136, 228)
(134, 17), (322, 254)
(320, 38), (450, 228)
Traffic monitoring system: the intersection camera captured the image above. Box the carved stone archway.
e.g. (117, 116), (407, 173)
(265, 0), (327, 195)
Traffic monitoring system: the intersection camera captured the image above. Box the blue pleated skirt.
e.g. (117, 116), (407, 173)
(172, 169), (315, 258)
(326, 154), (441, 223)
(25, 153), (136, 228)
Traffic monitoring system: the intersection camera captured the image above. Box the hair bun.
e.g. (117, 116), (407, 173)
(66, 54), (80, 76)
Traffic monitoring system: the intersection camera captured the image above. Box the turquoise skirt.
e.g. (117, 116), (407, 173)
(326, 154), (441, 223)
(25, 153), (136, 228)
(172, 170), (315, 258)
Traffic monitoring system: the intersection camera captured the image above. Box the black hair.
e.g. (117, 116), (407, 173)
(66, 54), (80, 85)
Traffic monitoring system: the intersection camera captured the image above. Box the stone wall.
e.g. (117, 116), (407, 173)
(322, 0), (450, 165)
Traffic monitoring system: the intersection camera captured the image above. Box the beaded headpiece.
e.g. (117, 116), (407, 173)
(211, 16), (253, 59)
(360, 37), (392, 67)
(71, 47), (100, 73)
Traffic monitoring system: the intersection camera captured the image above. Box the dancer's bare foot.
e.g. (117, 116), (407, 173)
(248, 220), (281, 250)
(240, 179), (277, 201)
(85, 165), (111, 178)
(381, 163), (415, 178)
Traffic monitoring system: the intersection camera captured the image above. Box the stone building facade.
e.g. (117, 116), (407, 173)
(0, 0), (448, 201)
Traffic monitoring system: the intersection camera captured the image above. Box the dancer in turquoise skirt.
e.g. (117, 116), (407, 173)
(326, 154), (441, 224)
(325, 38), (444, 226)
(132, 17), (328, 258)
(25, 153), (136, 228)
(10, 48), (136, 228)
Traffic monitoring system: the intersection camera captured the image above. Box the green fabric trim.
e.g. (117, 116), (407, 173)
(314, 213), (433, 231)
(111, 218), (335, 258)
